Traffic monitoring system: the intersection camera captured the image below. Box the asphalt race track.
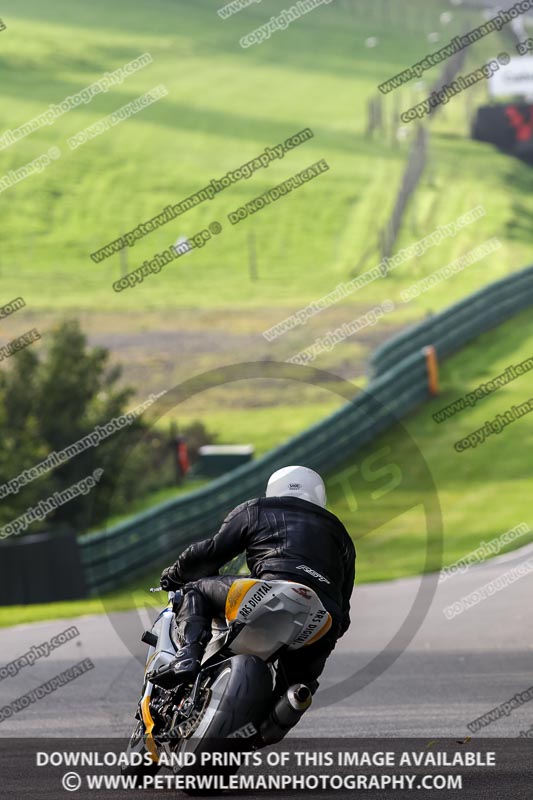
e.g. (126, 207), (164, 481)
(1, 543), (532, 741)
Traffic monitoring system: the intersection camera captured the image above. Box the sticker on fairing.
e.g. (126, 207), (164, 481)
(292, 607), (329, 645)
(237, 582), (273, 620)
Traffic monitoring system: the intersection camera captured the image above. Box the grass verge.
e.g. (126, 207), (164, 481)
(2, 309), (531, 626)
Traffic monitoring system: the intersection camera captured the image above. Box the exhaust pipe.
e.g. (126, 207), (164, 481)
(259, 684), (312, 745)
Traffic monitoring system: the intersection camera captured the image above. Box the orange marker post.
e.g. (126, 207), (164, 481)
(423, 345), (439, 396)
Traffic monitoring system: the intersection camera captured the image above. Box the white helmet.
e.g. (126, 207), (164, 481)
(265, 465), (327, 508)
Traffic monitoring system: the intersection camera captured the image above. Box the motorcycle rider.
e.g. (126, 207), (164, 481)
(154, 465), (355, 716)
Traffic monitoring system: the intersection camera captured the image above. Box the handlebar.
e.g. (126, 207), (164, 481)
(150, 585), (182, 604)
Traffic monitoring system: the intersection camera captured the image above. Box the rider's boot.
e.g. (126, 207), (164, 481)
(149, 616), (208, 689)
(167, 641), (204, 684)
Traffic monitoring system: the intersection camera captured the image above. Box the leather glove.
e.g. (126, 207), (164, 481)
(160, 566), (183, 591)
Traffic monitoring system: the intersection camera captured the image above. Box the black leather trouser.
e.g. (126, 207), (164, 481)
(174, 575), (340, 693)
(174, 575), (236, 648)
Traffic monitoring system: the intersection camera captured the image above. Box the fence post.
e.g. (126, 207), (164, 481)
(423, 346), (440, 396)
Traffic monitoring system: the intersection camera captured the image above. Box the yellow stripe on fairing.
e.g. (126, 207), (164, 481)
(304, 612), (332, 646)
(225, 578), (260, 621)
(141, 694), (159, 763)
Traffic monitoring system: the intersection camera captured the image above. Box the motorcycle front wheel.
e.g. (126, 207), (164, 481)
(121, 718), (161, 782)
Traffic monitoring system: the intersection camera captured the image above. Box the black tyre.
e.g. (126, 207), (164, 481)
(194, 654), (273, 739)
(121, 719), (161, 782)
(177, 654), (273, 793)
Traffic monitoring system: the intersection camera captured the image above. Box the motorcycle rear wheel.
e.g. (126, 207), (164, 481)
(177, 654), (273, 794)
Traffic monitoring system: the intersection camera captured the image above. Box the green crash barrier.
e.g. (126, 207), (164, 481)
(79, 267), (533, 595)
(371, 265), (533, 377)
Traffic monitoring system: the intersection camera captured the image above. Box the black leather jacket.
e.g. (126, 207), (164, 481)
(168, 496), (356, 637)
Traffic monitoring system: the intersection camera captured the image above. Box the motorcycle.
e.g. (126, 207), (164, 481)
(122, 577), (332, 785)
